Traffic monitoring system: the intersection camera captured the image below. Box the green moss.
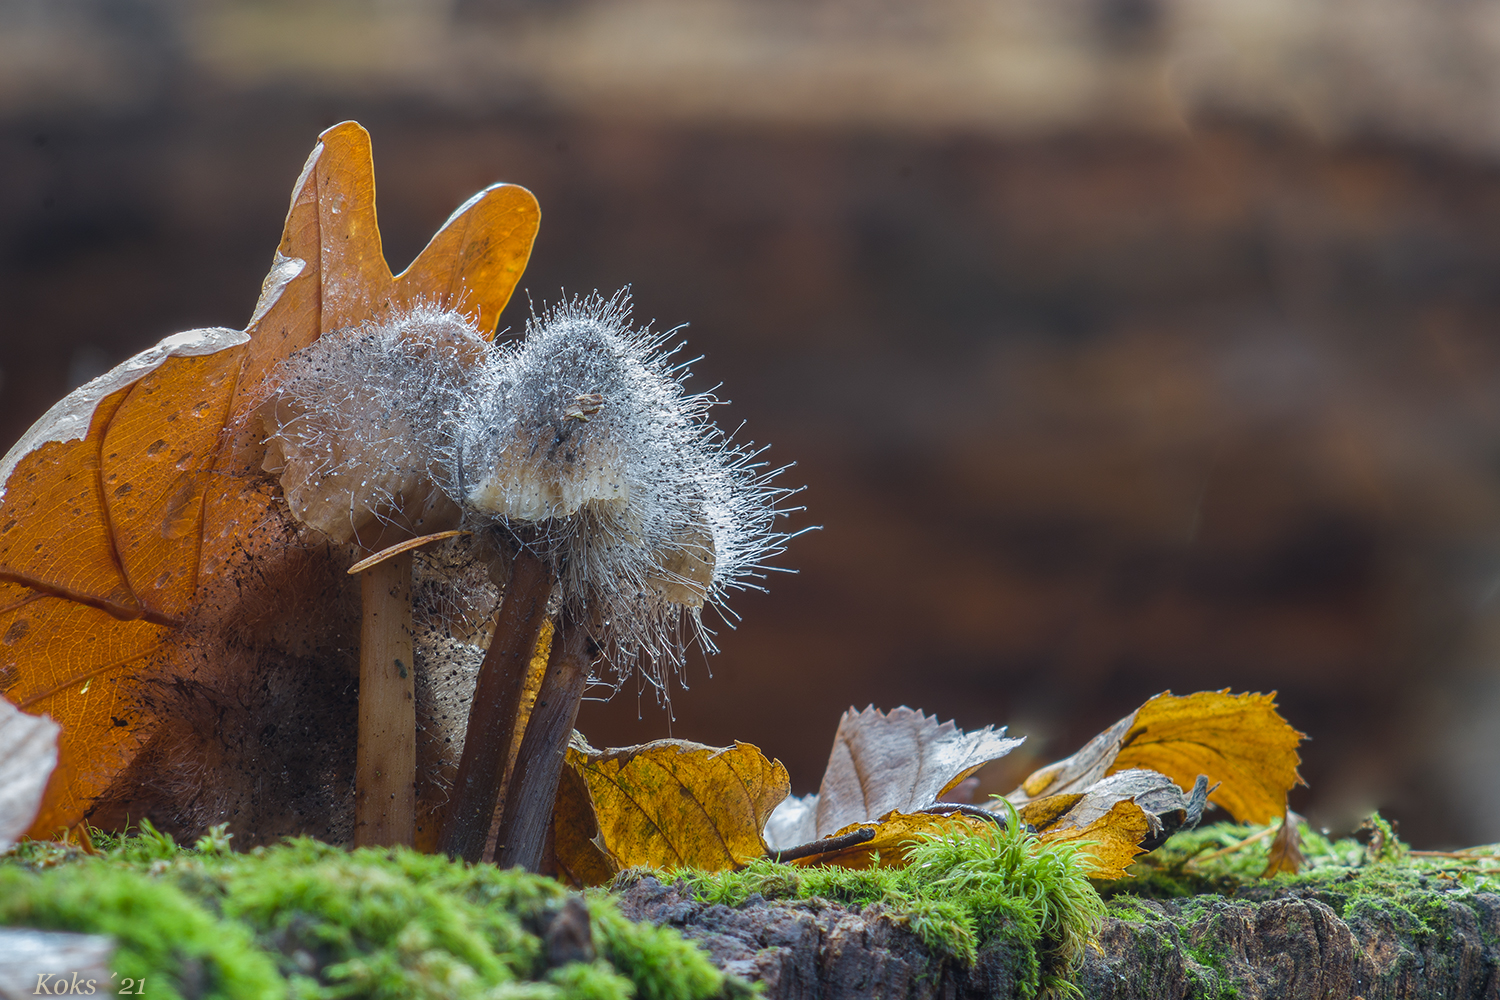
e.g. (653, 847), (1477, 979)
(16, 813), (1488, 1000)
(1105, 812), (1500, 909)
(1102, 813), (1500, 998)
(1, 826), (741, 1000)
(663, 812), (1104, 1000)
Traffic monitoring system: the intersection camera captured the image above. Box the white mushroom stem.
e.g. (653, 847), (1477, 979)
(354, 552), (416, 847)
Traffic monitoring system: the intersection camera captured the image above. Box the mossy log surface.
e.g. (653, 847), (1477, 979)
(621, 872), (1500, 1000)
(7, 821), (1500, 999)
(1084, 885), (1500, 1000)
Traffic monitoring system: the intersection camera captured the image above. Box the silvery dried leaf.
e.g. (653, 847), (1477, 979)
(0, 929), (112, 1000)
(763, 793), (818, 852)
(0, 696), (59, 851)
(812, 705), (1022, 839)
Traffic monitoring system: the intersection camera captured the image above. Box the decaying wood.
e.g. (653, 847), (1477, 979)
(618, 876), (1500, 1000)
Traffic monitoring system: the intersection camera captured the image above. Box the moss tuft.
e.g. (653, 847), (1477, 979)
(667, 811), (1104, 999)
(1, 827), (739, 1000)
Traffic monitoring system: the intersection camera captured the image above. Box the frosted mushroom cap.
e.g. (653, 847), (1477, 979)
(252, 291), (800, 683)
(258, 306), (486, 548)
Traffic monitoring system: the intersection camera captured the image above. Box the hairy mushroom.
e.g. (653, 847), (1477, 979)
(436, 291), (803, 868)
(257, 307), (506, 847)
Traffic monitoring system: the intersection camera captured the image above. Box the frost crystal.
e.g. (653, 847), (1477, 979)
(261, 291), (800, 696)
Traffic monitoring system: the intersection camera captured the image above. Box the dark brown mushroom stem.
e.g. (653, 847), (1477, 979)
(354, 551), (416, 847)
(438, 545), (555, 862)
(494, 611), (596, 871)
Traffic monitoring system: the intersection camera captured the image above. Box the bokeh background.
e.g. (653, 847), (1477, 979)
(7, 0), (1500, 846)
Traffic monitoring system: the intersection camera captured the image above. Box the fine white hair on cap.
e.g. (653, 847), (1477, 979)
(259, 291), (802, 697)
(445, 290), (801, 692)
(257, 304), (488, 547)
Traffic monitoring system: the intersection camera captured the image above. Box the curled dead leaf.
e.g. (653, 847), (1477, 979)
(1015, 768), (1210, 851)
(1262, 810), (1306, 877)
(1010, 690), (1304, 826)
(1036, 800), (1153, 880)
(764, 705), (1021, 849)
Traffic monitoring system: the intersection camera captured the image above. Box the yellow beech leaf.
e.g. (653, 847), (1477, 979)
(551, 762), (619, 888)
(1113, 691), (1304, 825)
(1037, 800), (1151, 880)
(1, 120), (540, 838)
(1016, 793), (1085, 831)
(563, 736), (789, 872)
(1009, 690), (1304, 826)
(787, 810), (995, 870)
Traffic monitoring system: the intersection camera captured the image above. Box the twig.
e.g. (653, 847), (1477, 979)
(438, 547), (555, 862)
(769, 827), (877, 863)
(1189, 823), (1277, 865)
(914, 804), (1005, 825)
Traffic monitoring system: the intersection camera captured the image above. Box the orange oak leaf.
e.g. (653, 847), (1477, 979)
(1, 121), (539, 839)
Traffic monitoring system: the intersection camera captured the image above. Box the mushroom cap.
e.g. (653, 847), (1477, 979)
(258, 306), (485, 549)
(258, 293), (801, 691)
(447, 292), (799, 686)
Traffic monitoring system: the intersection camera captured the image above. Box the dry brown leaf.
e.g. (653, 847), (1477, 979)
(1036, 800), (1152, 879)
(0, 695), (58, 850)
(1015, 792), (1086, 831)
(1018, 770), (1173, 829)
(765, 705), (1021, 849)
(560, 735), (789, 874)
(1009, 690), (1304, 826)
(1262, 810), (1306, 876)
(787, 810), (997, 870)
(0, 120), (540, 838)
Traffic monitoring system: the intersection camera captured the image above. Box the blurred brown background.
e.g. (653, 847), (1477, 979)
(7, 0), (1500, 846)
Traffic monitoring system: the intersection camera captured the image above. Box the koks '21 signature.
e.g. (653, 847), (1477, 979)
(32, 973), (145, 995)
